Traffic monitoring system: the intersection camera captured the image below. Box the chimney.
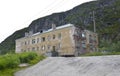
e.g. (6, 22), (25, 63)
(52, 23), (56, 30)
(29, 31), (33, 36)
(25, 32), (28, 37)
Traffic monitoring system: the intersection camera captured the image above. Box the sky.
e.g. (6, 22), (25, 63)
(0, 0), (94, 43)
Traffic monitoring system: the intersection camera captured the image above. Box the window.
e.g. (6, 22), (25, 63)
(41, 45), (45, 51)
(21, 42), (23, 46)
(25, 41), (27, 45)
(53, 35), (55, 39)
(82, 43), (86, 48)
(21, 49), (23, 52)
(28, 48), (30, 51)
(47, 36), (51, 41)
(41, 37), (45, 42)
(24, 50), (26, 52)
(58, 33), (61, 39)
(47, 45), (51, 50)
(32, 39), (36, 44)
(32, 47), (35, 51)
(37, 38), (39, 43)
(40, 30), (43, 33)
(28, 40), (30, 45)
(37, 47), (39, 51)
(58, 43), (61, 49)
(82, 33), (85, 37)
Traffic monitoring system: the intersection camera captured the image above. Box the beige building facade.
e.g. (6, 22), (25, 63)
(16, 24), (98, 56)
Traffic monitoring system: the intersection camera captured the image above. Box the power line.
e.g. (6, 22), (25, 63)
(33, 0), (65, 19)
(20, 0), (65, 28)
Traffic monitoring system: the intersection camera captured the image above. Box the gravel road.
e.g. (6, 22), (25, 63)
(15, 55), (120, 76)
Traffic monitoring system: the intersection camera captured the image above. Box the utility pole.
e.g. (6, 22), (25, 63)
(93, 11), (96, 33)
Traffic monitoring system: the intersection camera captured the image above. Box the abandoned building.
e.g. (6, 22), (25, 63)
(15, 24), (98, 56)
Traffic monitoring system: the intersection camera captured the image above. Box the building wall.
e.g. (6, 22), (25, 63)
(16, 25), (75, 56)
(85, 30), (98, 53)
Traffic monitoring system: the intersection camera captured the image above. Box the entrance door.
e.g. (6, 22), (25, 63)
(53, 46), (56, 52)
(52, 46), (58, 56)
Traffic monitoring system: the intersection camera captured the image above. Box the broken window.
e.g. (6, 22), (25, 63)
(41, 45), (45, 51)
(82, 43), (86, 48)
(32, 39), (36, 44)
(53, 35), (55, 39)
(82, 33), (85, 37)
(41, 37), (45, 42)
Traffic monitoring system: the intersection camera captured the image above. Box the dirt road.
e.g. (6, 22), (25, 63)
(15, 55), (120, 76)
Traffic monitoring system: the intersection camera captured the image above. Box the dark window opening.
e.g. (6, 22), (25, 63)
(42, 37), (45, 42)
(53, 35), (55, 39)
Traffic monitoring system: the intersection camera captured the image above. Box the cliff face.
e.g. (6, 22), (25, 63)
(0, 0), (120, 54)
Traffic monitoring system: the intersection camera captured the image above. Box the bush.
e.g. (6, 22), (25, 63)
(0, 57), (7, 70)
(29, 55), (45, 64)
(0, 54), (20, 70)
(18, 52), (37, 63)
(99, 41), (120, 53)
(5, 54), (20, 68)
(0, 52), (42, 70)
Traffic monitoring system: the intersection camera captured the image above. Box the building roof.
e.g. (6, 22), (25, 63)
(16, 23), (74, 41)
(32, 23), (74, 36)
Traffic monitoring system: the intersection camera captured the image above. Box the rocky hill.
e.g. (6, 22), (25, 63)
(0, 0), (120, 54)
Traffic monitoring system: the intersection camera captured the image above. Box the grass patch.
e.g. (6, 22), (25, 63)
(0, 68), (21, 76)
(81, 52), (120, 56)
(0, 52), (45, 76)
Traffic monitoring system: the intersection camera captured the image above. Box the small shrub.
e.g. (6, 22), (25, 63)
(0, 52), (45, 71)
(30, 55), (45, 64)
(0, 54), (20, 70)
(18, 52), (37, 63)
(0, 57), (7, 70)
(5, 54), (20, 68)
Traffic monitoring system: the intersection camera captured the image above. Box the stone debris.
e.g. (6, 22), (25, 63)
(18, 63), (29, 67)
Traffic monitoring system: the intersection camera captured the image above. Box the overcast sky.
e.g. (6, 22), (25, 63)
(0, 0), (94, 43)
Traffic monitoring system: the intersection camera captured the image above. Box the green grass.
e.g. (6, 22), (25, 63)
(0, 68), (21, 76)
(0, 52), (45, 76)
(81, 52), (120, 56)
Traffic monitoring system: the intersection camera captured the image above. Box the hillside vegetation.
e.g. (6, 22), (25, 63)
(0, 0), (120, 54)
